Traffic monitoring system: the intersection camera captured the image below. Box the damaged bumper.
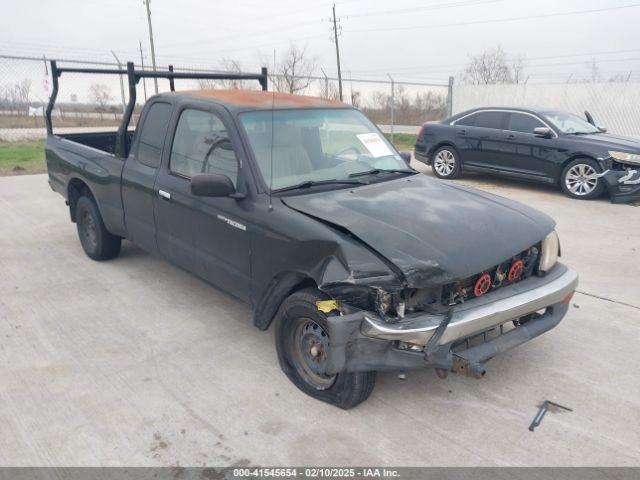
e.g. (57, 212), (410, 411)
(602, 168), (640, 203)
(323, 263), (577, 375)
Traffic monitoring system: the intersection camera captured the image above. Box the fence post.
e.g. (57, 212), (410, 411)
(387, 73), (394, 144)
(447, 76), (454, 117)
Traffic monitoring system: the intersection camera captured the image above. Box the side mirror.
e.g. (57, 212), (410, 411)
(191, 173), (236, 197)
(585, 110), (595, 125)
(533, 127), (553, 138)
(598, 126), (607, 133)
(399, 151), (412, 165)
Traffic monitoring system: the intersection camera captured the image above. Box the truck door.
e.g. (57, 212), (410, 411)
(154, 106), (251, 302)
(121, 101), (173, 255)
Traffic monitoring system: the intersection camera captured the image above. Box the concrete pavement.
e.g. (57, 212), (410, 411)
(0, 171), (638, 467)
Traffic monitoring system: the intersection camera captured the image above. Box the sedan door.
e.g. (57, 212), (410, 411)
(499, 112), (561, 181)
(154, 106), (251, 302)
(454, 110), (508, 170)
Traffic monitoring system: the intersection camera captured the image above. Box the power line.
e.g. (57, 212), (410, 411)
(345, 0), (501, 19)
(348, 49), (640, 75)
(348, 3), (640, 34)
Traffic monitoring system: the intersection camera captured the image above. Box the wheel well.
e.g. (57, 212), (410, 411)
(253, 274), (319, 331)
(557, 155), (600, 184)
(67, 178), (94, 222)
(430, 142), (459, 160)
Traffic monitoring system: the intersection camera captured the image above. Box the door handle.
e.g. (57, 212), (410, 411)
(505, 134), (516, 140)
(158, 189), (171, 200)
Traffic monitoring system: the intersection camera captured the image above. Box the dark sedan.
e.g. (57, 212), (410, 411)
(414, 107), (640, 202)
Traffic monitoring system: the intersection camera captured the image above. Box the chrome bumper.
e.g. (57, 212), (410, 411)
(361, 263), (578, 347)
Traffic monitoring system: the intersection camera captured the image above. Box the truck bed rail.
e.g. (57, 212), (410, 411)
(45, 60), (269, 158)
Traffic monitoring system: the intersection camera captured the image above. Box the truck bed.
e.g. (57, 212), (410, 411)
(57, 131), (134, 156)
(46, 133), (129, 238)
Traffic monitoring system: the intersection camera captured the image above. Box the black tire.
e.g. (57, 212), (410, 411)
(431, 146), (461, 179)
(560, 158), (605, 200)
(275, 288), (376, 409)
(75, 195), (121, 260)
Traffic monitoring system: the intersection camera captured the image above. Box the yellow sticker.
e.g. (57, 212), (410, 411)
(316, 300), (338, 313)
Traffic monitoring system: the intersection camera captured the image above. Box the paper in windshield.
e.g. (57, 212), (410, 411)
(356, 133), (393, 158)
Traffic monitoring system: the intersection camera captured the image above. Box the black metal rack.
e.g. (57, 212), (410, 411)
(45, 60), (268, 158)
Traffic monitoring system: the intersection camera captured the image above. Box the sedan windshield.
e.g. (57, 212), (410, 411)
(239, 108), (411, 191)
(543, 111), (599, 134)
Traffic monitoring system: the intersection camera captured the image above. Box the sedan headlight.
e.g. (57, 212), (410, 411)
(608, 151), (640, 165)
(539, 230), (560, 273)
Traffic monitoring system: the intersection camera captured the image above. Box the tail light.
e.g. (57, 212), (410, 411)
(417, 125), (426, 138)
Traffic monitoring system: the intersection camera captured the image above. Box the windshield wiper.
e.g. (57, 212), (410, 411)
(568, 131), (599, 135)
(272, 179), (367, 193)
(348, 168), (417, 178)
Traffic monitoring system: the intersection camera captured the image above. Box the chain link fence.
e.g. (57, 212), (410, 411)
(0, 53), (450, 142)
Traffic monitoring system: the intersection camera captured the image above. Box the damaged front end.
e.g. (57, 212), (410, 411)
(314, 238), (577, 379)
(600, 155), (640, 203)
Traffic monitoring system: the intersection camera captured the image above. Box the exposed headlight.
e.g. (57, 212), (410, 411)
(608, 151), (640, 165)
(539, 231), (560, 273)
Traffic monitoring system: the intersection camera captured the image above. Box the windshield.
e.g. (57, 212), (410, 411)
(239, 108), (409, 190)
(543, 111), (599, 134)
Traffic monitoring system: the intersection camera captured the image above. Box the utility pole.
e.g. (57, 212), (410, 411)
(387, 74), (394, 143)
(331, 4), (343, 101)
(139, 40), (148, 101)
(143, 0), (159, 94)
(111, 51), (126, 114)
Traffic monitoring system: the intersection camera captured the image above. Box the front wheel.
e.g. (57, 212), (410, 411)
(431, 146), (461, 179)
(560, 158), (605, 200)
(275, 288), (376, 409)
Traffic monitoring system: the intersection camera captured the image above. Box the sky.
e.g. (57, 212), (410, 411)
(2, 0), (640, 86)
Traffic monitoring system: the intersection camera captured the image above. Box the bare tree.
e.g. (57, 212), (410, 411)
(511, 55), (526, 84)
(197, 58), (252, 90)
(16, 79), (32, 106)
(89, 84), (113, 111)
(271, 44), (317, 94)
(463, 46), (525, 85)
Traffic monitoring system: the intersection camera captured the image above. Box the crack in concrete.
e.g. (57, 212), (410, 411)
(575, 290), (640, 311)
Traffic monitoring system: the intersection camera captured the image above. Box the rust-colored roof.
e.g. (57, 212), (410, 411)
(179, 89), (346, 109)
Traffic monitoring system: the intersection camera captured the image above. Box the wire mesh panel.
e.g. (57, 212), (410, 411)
(452, 82), (640, 138)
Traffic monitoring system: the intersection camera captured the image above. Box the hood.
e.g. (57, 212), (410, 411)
(282, 174), (555, 288)
(573, 132), (640, 151)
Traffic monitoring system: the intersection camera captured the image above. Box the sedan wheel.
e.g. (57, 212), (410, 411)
(432, 147), (460, 179)
(560, 158), (605, 200)
(565, 164), (599, 196)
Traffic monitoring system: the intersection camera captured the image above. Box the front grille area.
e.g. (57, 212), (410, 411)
(441, 243), (541, 306)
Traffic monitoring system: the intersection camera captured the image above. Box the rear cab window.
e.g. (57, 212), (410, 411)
(136, 102), (172, 168)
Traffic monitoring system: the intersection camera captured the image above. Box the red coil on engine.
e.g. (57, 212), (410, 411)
(508, 259), (525, 282)
(473, 273), (492, 297)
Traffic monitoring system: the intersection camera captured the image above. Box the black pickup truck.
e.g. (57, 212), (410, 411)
(45, 62), (578, 408)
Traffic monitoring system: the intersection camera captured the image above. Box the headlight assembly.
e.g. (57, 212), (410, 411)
(608, 151), (640, 165)
(539, 230), (560, 273)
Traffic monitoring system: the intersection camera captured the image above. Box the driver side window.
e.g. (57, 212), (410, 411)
(170, 109), (238, 185)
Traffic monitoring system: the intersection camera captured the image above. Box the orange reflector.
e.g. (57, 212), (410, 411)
(560, 290), (575, 305)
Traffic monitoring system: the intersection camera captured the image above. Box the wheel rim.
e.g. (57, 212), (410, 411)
(565, 164), (599, 196)
(434, 149), (456, 176)
(80, 207), (98, 249)
(291, 319), (336, 390)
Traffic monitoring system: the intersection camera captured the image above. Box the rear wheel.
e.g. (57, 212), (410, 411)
(75, 195), (121, 260)
(431, 146), (461, 179)
(275, 288), (376, 409)
(560, 158), (604, 200)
